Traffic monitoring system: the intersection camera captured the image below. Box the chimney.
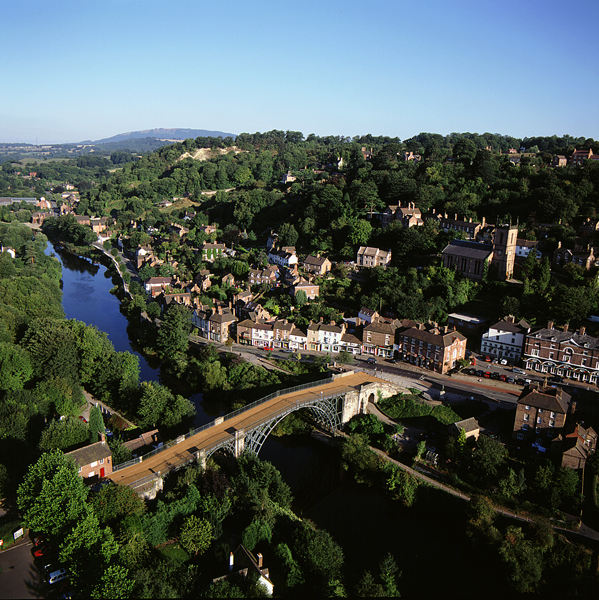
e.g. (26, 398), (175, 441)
(482, 217), (486, 227)
(455, 213), (458, 221)
(229, 552), (234, 572)
(100, 432), (106, 443)
(547, 321), (554, 330)
(469, 217), (472, 223)
(579, 326), (586, 336)
(569, 400), (577, 415)
(218, 306), (223, 315)
(563, 323), (569, 332)
(256, 553), (263, 569)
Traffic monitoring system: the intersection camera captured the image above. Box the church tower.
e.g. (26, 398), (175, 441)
(491, 224), (518, 279)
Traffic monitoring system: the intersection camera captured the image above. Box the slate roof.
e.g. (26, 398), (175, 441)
(66, 441), (112, 468)
(442, 239), (493, 260)
(489, 319), (530, 333)
(517, 385), (570, 413)
(529, 327), (599, 349)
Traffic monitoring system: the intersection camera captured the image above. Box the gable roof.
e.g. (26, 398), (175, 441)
(66, 441), (112, 467)
(517, 385), (570, 413)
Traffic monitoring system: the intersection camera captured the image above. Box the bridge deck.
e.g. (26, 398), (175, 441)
(108, 371), (387, 487)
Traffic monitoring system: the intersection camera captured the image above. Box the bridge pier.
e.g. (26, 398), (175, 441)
(234, 429), (245, 457)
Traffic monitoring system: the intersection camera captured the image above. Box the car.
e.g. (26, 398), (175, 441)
(78, 416), (88, 423)
(463, 368), (475, 376)
(34, 544), (55, 558)
(366, 357), (377, 364)
(500, 359), (508, 365)
(492, 358), (499, 364)
(47, 568), (69, 585)
(484, 371), (491, 378)
(516, 378), (525, 386)
(491, 372), (500, 380)
(475, 370), (484, 377)
(512, 367), (526, 375)
(506, 376), (515, 384)
(500, 374), (507, 381)
(484, 356), (492, 362)
(282, 349), (294, 353)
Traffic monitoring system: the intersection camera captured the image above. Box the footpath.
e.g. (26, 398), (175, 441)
(364, 403), (599, 543)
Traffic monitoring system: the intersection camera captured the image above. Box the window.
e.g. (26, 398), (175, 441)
(538, 409), (543, 414)
(90, 461), (98, 468)
(517, 433), (524, 440)
(549, 420), (555, 427)
(522, 424), (529, 431)
(550, 411), (556, 418)
(525, 405), (530, 410)
(99, 458), (104, 465)
(536, 417), (542, 423)
(523, 414), (529, 421)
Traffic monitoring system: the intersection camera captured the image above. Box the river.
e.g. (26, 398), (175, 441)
(46, 243), (491, 596)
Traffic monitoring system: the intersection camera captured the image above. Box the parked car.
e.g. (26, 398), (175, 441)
(506, 376), (515, 384)
(366, 357), (376, 364)
(34, 544), (55, 558)
(500, 374), (507, 381)
(512, 367), (526, 375)
(491, 372), (500, 380)
(484, 371), (491, 378)
(484, 356), (492, 362)
(475, 370), (484, 377)
(516, 378), (525, 386)
(47, 568), (69, 585)
(500, 359), (508, 365)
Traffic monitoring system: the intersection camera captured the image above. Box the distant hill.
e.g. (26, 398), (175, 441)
(83, 128), (236, 144)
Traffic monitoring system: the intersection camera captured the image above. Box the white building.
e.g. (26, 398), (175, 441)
(480, 316), (531, 363)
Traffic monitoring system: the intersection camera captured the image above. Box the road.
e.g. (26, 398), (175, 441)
(0, 536), (45, 599)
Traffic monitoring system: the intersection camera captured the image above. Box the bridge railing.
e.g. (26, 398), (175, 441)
(219, 375), (333, 427)
(114, 373), (333, 471)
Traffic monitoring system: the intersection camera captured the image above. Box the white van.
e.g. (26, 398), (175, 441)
(47, 568), (69, 585)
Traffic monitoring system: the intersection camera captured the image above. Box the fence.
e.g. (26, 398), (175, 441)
(113, 373), (333, 472)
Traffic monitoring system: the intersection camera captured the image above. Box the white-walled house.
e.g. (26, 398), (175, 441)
(480, 316), (531, 363)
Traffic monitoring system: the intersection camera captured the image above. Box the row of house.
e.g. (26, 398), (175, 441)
(235, 314), (467, 374)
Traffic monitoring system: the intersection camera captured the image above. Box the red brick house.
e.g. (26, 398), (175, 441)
(523, 322), (599, 384)
(512, 383), (570, 447)
(66, 437), (113, 481)
(397, 323), (466, 374)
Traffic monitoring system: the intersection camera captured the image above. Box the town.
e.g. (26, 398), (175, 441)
(1, 131), (599, 598)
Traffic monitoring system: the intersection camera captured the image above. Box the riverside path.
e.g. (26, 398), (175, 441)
(108, 371), (399, 492)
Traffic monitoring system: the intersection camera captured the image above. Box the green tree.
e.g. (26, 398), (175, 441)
(179, 515), (212, 555)
(156, 303), (191, 359)
(386, 463), (419, 507)
(292, 523), (344, 587)
(38, 417), (89, 453)
(17, 450), (89, 536)
(88, 405), (106, 442)
(91, 564), (134, 600)
(0, 342), (33, 391)
(294, 289), (308, 308)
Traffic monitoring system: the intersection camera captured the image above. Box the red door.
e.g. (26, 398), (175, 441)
(100, 467), (105, 478)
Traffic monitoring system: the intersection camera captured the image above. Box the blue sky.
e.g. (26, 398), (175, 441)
(1, 0), (598, 144)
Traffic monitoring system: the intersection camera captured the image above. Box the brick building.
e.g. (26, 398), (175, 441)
(66, 437), (113, 481)
(397, 323), (467, 374)
(523, 322), (599, 384)
(512, 383), (570, 446)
